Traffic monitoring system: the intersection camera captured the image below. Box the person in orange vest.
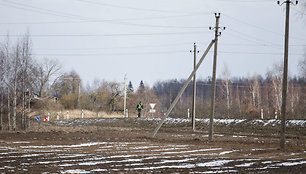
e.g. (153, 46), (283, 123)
(136, 101), (143, 118)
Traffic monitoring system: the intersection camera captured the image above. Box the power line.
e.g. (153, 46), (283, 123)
(76, 0), (211, 15)
(223, 13), (304, 41)
(228, 28), (280, 45)
(0, 31), (210, 37)
(34, 42), (197, 51)
(218, 51), (303, 56)
(33, 50), (187, 56)
(101, 21), (207, 29)
(223, 13), (284, 37)
(0, 0), (91, 20)
(226, 30), (274, 45)
(0, 0), (208, 29)
(33, 42), (305, 51)
(0, 13), (209, 25)
(220, 43), (306, 47)
(32, 50), (303, 57)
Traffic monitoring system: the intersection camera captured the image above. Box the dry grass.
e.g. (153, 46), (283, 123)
(30, 109), (126, 120)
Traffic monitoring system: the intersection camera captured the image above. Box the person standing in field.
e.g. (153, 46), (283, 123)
(136, 101), (143, 118)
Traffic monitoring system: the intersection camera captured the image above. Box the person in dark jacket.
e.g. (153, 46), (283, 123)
(136, 101), (143, 118)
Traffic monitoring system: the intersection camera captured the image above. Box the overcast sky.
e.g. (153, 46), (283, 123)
(0, 0), (305, 87)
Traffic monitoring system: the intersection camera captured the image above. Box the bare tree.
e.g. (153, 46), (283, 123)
(20, 34), (32, 129)
(38, 58), (61, 97)
(235, 84), (241, 115)
(221, 64), (231, 118)
(0, 44), (4, 130)
(0, 34), (39, 131)
(248, 75), (262, 109)
(2, 36), (11, 130)
(12, 41), (22, 131)
(298, 56), (306, 78)
(266, 63), (283, 116)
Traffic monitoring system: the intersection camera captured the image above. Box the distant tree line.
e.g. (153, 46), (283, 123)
(153, 74), (305, 119)
(0, 34), (305, 131)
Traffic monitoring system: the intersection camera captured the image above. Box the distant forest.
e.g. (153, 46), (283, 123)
(152, 75), (305, 119)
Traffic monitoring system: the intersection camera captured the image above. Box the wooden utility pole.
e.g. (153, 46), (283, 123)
(209, 13), (225, 141)
(124, 74), (127, 117)
(152, 40), (215, 137)
(27, 90), (31, 129)
(7, 92), (10, 131)
(277, 0), (298, 150)
(190, 43), (199, 131)
(77, 80), (81, 108)
(0, 86), (3, 131)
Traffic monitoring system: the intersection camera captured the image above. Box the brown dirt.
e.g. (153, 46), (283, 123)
(0, 118), (305, 173)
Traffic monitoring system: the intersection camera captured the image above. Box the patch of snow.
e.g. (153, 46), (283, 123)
(0, 146), (16, 150)
(288, 158), (303, 161)
(197, 160), (233, 167)
(276, 161), (306, 166)
(132, 164), (196, 170)
(61, 169), (90, 174)
(287, 120), (306, 126)
(58, 154), (88, 158)
(58, 163), (75, 167)
(129, 145), (160, 150)
(36, 161), (60, 164)
(202, 170), (238, 174)
(161, 148), (222, 155)
(189, 153), (218, 156)
(4, 141), (30, 144)
(263, 119), (278, 126)
(151, 147), (186, 152)
(97, 145), (114, 149)
(251, 149), (264, 151)
(90, 169), (107, 172)
(235, 162), (256, 167)
(119, 158), (144, 163)
(232, 135), (247, 138)
(20, 154), (42, 157)
(108, 154), (138, 158)
(166, 144), (189, 148)
(3, 166), (15, 169)
(261, 161), (275, 164)
(219, 150), (237, 155)
(214, 134), (225, 137)
(78, 160), (116, 166)
(125, 163), (146, 166)
(21, 142), (108, 149)
(155, 158), (197, 164)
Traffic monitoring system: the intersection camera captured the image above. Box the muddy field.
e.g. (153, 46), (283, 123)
(0, 118), (305, 173)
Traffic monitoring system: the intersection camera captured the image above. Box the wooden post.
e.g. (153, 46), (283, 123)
(280, 0), (291, 150)
(192, 43), (197, 131)
(209, 13), (220, 142)
(124, 74), (127, 117)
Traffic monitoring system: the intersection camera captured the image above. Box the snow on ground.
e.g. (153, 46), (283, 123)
(55, 118), (305, 127)
(197, 160), (234, 167)
(1, 140), (305, 173)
